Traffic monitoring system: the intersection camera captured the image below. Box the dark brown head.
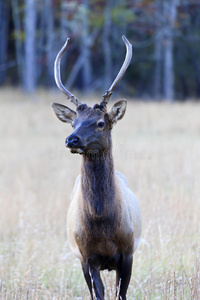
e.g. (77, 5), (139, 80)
(52, 100), (127, 155)
(52, 36), (131, 155)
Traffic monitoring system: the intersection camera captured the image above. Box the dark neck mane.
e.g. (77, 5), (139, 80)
(81, 147), (115, 219)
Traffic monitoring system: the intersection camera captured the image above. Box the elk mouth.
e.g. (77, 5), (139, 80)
(68, 146), (85, 155)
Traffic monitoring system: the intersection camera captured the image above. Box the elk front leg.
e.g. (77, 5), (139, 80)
(82, 262), (94, 299)
(82, 258), (105, 300)
(116, 254), (133, 300)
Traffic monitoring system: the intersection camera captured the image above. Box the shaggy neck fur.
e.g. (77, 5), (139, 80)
(81, 142), (115, 220)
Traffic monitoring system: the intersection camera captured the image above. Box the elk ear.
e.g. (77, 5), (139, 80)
(108, 100), (127, 128)
(52, 103), (77, 123)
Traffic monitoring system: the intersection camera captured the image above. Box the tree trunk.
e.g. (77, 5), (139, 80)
(60, 0), (68, 44)
(81, 0), (92, 92)
(103, 0), (112, 91)
(45, 0), (55, 86)
(163, 36), (174, 101)
(154, 30), (163, 99)
(163, 0), (179, 101)
(154, 0), (163, 99)
(66, 30), (98, 90)
(24, 0), (36, 93)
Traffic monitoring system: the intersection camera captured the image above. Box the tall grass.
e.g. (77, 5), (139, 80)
(0, 89), (199, 299)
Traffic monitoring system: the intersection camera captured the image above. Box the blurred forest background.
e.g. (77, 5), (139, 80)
(0, 0), (200, 101)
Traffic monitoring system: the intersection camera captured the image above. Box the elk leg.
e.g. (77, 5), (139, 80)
(116, 254), (133, 300)
(81, 262), (94, 300)
(82, 259), (104, 300)
(89, 266), (104, 300)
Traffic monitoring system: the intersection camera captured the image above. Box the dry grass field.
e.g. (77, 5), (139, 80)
(0, 89), (200, 299)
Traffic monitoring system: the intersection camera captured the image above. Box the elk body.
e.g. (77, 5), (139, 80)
(52, 36), (142, 300)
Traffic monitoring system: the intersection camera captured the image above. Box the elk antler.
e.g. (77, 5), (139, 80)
(100, 35), (132, 106)
(54, 38), (81, 106)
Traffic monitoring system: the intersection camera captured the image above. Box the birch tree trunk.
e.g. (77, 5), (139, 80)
(24, 0), (36, 93)
(60, 0), (68, 44)
(66, 29), (98, 90)
(163, 0), (179, 101)
(81, 0), (92, 92)
(103, 0), (112, 91)
(45, 0), (55, 86)
(154, 0), (163, 99)
(163, 35), (174, 101)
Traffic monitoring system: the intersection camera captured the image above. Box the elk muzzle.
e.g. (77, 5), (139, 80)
(65, 133), (85, 154)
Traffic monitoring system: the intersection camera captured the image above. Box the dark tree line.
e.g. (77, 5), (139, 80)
(0, 0), (200, 100)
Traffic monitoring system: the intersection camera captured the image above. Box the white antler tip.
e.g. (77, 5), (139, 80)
(63, 38), (70, 50)
(122, 35), (132, 47)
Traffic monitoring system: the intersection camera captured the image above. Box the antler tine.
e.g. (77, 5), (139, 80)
(54, 38), (81, 107)
(101, 35), (132, 106)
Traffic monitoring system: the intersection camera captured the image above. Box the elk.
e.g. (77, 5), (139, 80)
(52, 36), (142, 300)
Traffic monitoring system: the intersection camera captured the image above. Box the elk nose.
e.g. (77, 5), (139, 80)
(65, 135), (80, 148)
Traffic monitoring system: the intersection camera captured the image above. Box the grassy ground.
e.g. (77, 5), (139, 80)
(0, 89), (199, 299)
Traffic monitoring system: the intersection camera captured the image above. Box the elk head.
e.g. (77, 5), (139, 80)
(52, 36), (132, 156)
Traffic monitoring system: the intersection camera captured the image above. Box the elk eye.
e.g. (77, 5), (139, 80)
(97, 121), (105, 128)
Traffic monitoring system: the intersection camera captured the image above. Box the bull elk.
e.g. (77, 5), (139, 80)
(52, 36), (142, 300)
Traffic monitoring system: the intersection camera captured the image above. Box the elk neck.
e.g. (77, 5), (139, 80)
(81, 142), (116, 220)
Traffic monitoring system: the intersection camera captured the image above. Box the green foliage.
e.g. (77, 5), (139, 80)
(111, 3), (136, 26)
(111, 4), (135, 26)
(90, 10), (104, 28)
(12, 30), (25, 42)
